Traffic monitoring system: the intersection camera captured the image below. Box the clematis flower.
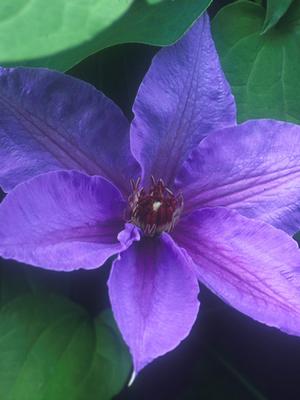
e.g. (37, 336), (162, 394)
(2, 13), (300, 376)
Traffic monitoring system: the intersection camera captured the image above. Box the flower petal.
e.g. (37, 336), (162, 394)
(108, 233), (199, 374)
(172, 207), (300, 336)
(176, 119), (300, 234)
(0, 67), (138, 194)
(0, 170), (130, 271)
(130, 13), (236, 187)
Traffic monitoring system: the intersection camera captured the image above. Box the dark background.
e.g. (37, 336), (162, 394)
(1, 0), (299, 399)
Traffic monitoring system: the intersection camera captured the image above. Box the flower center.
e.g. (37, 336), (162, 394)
(128, 177), (183, 237)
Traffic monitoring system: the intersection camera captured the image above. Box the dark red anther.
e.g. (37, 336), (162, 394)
(128, 176), (183, 237)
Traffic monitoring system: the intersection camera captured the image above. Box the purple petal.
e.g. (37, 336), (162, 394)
(0, 170), (131, 271)
(130, 13), (236, 187)
(108, 233), (199, 373)
(176, 119), (300, 234)
(172, 207), (300, 336)
(0, 67), (138, 194)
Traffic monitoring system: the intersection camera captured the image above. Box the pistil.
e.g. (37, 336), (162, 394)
(128, 177), (183, 236)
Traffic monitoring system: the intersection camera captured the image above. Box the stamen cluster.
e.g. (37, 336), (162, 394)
(128, 177), (183, 236)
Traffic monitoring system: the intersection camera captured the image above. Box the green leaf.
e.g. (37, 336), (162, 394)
(212, 0), (300, 124)
(0, 0), (211, 72)
(262, 0), (294, 33)
(0, 294), (131, 400)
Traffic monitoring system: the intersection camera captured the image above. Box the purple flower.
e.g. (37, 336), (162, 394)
(1, 14), (300, 375)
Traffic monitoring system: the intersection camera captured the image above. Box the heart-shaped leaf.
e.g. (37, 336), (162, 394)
(212, 0), (300, 124)
(0, 0), (211, 72)
(262, 0), (294, 33)
(0, 293), (131, 400)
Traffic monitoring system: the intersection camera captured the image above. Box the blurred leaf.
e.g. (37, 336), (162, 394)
(262, 0), (293, 33)
(68, 43), (158, 118)
(212, 0), (300, 124)
(0, 0), (211, 71)
(0, 261), (31, 305)
(294, 231), (300, 243)
(181, 347), (267, 400)
(0, 294), (131, 400)
(0, 260), (72, 306)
